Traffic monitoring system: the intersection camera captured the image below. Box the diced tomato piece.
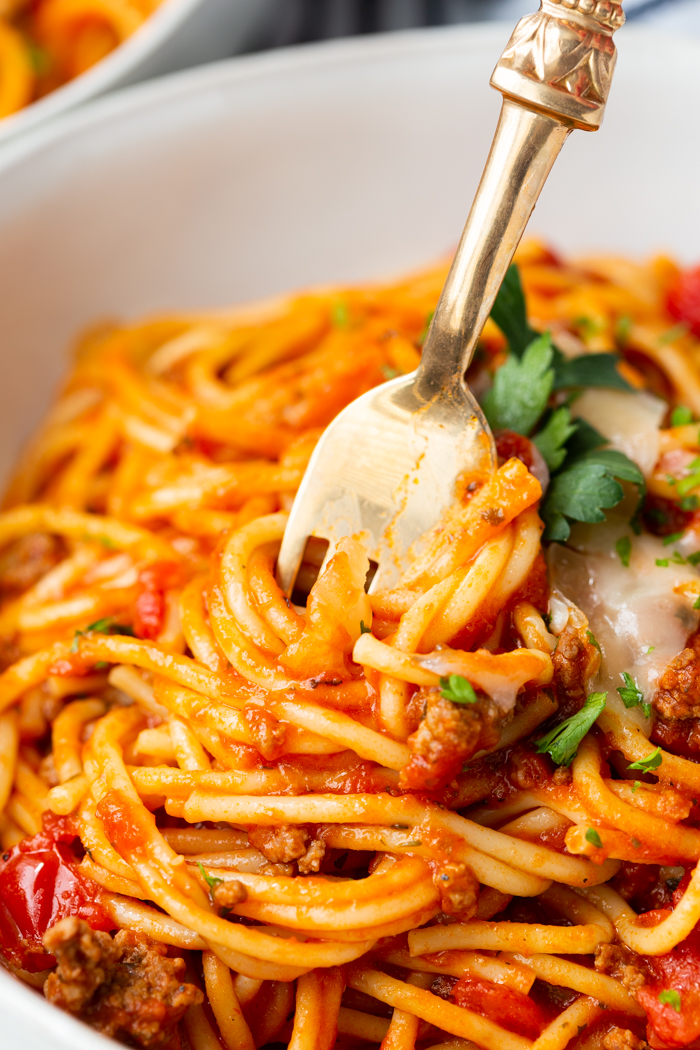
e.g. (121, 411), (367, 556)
(133, 561), (179, 640)
(668, 264), (700, 339)
(0, 813), (112, 972)
(452, 977), (547, 1039)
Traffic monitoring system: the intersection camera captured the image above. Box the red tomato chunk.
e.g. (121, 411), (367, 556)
(452, 976), (547, 1039)
(0, 814), (112, 972)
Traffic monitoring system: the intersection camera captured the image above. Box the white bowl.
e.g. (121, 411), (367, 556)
(0, 23), (699, 1048)
(0, 0), (276, 146)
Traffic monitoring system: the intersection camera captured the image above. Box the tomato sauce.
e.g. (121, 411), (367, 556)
(134, 562), (180, 640)
(0, 813), (112, 972)
(668, 264), (700, 339)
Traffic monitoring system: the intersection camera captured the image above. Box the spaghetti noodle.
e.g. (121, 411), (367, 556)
(2, 241), (700, 1049)
(0, 0), (164, 119)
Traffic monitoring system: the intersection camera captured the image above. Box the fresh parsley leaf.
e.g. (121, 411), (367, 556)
(440, 675), (478, 705)
(628, 747), (662, 773)
(489, 264), (539, 358)
(585, 828), (602, 848)
(564, 417), (607, 458)
(535, 692), (607, 767)
(688, 552), (700, 566)
(552, 353), (632, 393)
(658, 324), (689, 346)
(663, 531), (685, 546)
(70, 618), (135, 652)
(482, 333), (554, 436)
(574, 316), (604, 340)
(197, 862), (222, 892)
(658, 989), (682, 1013)
(672, 405), (693, 427)
(617, 672), (651, 716)
(587, 630), (601, 652)
(676, 473), (700, 498)
(533, 406), (578, 471)
(616, 536), (632, 567)
(632, 781), (640, 793)
(656, 558), (669, 567)
(331, 300), (349, 328)
(359, 620), (372, 635)
(541, 449), (645, 542)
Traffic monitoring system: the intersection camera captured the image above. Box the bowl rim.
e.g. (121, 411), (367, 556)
(1, 19), (699, 172)
(0, 0), (208, 144)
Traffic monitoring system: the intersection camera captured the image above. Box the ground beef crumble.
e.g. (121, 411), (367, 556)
(552, 624), (600, 717)
(43, 917), (202, 1047)
(602, 1027), (649, 1050)
(653, 632), (700, 720)
(0, 532), (65, 596)
(248, 824), (326, 873)
(399, 687), (500, 792)
(595, 942), (650, 993)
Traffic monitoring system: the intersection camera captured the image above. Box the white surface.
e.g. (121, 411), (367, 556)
(0, 0), (275, 145)
(0, 23), (699, 1046)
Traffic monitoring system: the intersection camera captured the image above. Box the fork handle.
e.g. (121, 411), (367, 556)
(415, 0), (624, 400)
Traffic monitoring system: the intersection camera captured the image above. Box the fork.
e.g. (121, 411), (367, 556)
(277, 0), (626, 596)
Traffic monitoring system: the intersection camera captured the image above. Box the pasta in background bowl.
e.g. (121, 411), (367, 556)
(0, 22), (700, 1050)
(0, 0), (276, 143)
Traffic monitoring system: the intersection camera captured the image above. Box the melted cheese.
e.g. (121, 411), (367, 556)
(549, 520), (700, 703)
(573, 389), (665, 477)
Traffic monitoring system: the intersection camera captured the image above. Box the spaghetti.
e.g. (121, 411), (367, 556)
(1, 241), (700, 1049)
(0, 0), (164, 119)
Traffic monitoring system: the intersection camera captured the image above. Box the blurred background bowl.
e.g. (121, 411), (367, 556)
(0, 0), (276, 146)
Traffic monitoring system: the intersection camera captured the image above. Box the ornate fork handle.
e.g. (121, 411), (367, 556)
(415, 0), (624, 401)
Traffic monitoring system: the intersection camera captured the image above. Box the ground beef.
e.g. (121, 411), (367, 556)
(595, 943), (649, 993)
(432, 859), (479, 918)
(243, 706), (287, 760)
(603, 1027), (649, 1050)
(248, 824), (325, 872)
(399, 688), (499, 792)
(43, 917), (202, 1047)
(653, 634), (700, 720)
(0, 532), (64, 596)
(212, 880), (248, 912)
(552, 624), (599, 718)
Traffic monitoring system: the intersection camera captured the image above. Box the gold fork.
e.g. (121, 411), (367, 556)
(277, 0), (625, 596)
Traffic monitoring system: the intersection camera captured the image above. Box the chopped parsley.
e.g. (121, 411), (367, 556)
(381, 365), (400, 380)
(688, 552), (700, 566)
(440, 675), (478, 705)
(535, 692), (607, 767)
(656, 558), (669, 567)
(585, 828), (603, 848)
(632, 781), (640, 793)
(658, 989), (682, 1013)
(70, 617), (135, 652)
(197, 862), (223, 892)
(533, 405), (577, 472)
(617, 673), (651, 718)
(615, 315), (632, 347)
(331, 300), (349, 328)
(485, 265), (643, 541)
(398, 840), (423, 848)
(628, 747), (663, 773)
(672, 405), (693, 427)
(616, 536), (632, 567)
(482, 332), (555, 437)
(658, 324), (689, 346)
(359, 620), (372, 635)
(586, 630), (601, 652)
(663, 531), (685, 546)
(694, 596), (700, 610)
(680, 495), (699, 511)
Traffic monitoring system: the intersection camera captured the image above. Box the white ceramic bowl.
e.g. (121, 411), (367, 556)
(0, 23), (699, 1049)
(0, 0), (276, 146)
